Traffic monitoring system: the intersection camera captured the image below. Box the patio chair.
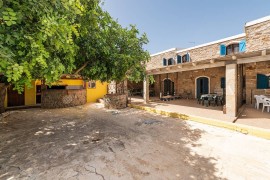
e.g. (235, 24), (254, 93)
(262, 98), (270, 113)
(216, 96), (224, 106)
(254, 95), (264, 109)
(203, 96), (212, 107)
(197, 97), (202, 104)
(206, 96), (217, 107)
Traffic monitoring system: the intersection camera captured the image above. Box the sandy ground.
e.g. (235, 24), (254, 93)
(0, 104), (270, 180)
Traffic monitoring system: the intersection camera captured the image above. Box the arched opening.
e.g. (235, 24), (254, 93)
(163, 79), (174, 96)
(196, 77), (210, 98)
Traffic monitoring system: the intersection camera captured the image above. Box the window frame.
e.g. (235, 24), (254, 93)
(88, 80), (96, 89)
(256, 74), (270, 89)
(226, 43), (240, 55)
(168, 58), (174, 66)
(182, 54), (189, 63)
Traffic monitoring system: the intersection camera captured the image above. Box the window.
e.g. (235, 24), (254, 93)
(220, 40), (246, 56)
(226, 43), (239, 55)
(182, 53), (190, 63)
(257, 74), (270, 89)
(168, 58), (174, 65)
(88, 80), (96, 89)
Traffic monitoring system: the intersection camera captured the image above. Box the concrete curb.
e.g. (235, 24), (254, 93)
(128, 104), (270, 140)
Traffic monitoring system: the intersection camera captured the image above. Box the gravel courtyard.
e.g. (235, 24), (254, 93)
(0, 104), (270, 180)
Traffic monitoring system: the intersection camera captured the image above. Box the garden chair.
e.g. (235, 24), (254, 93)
(262, 98), (270, 113)
(254, 95), (264, 109)
(216, 96), (224, 106)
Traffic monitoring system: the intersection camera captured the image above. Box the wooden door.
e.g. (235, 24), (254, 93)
(7, 86), (25, 107)
(164, 79), (174, 95)
(196, 77), (209, 98)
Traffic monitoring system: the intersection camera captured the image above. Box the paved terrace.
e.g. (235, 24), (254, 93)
(130, 97), (270, 130)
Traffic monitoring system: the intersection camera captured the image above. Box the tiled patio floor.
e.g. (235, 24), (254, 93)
(130, 97), (270, 130)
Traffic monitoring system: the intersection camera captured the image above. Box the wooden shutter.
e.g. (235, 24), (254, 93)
(163, 58), (167, 66)
(239, 40), (246, 52)
(220, 44), (226, 56)
(257, 74), (268, 89)
(187, 52), (190, 62)
(221, 77), (225, 88)
(177, 55), (182, 64)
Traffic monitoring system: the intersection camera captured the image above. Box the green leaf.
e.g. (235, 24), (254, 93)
(3, 16), (10, 20)
(6, 21), (12, 26)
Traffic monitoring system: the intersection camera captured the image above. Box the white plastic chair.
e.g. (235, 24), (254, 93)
(254, 95), (264, 109)
(262, 98), (270, 113)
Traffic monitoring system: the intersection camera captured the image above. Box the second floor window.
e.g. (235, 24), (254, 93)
(182, 53), (190, 63)
(226, 43), (239, 55)
(168, 58), (174, 65)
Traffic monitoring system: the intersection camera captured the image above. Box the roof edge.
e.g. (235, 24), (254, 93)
(245, 15), (270, 27)
(176, 33), (246, 53)
(151, 48), (177, 57)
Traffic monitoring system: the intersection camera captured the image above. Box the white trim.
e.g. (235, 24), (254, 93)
(245, 15), (270, 27)
(162, 78), (173, 81)
(151, 48), (177, 57)
(226, 41), (241, 46)
(194, 76), (210, 99)
(176, 33), (246, 54)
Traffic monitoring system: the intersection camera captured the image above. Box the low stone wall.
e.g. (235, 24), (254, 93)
(41, 89), (86, 108)
(104, 94), (127, 109)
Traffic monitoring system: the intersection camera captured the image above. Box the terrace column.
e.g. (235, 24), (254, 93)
(225, 63), (237, 117)
(143, 76), (149, 104)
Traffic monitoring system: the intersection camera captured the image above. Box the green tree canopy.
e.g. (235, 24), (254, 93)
(0, 0), (150, 93)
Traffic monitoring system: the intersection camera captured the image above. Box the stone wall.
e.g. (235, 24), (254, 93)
(245, 20), (270, 52)
(104, 94), (127, 109)
(153, 67), (225, 98)
(245, 61), (270, 105)
(147, 36), (245, 71)
(146, 50), (177, 70)
(178, 37), (245, 63)
(41, 89), (86, 108)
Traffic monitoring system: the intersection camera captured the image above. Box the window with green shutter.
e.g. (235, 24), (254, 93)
(168, 58), (174, 65)
(163, 58), (167, 66)
(177, 55), (182, 64)
(257, 74), (270, 89)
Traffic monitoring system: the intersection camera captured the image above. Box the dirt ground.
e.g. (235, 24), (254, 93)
(0, 104), (270, 180)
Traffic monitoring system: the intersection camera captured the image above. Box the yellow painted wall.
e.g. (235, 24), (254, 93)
(87, 81), (108, 102)
(54, 79), (84, 86)
(25, 81), (37, 106)
(4, 79), (107, 107)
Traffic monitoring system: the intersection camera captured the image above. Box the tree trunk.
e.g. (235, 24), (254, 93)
(0, 83), (7, 114)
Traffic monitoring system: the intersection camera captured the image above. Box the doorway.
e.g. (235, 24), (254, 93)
(196, 77), (209, 98)
(7, 86), (25, 107)
(164, 79), (174, 95)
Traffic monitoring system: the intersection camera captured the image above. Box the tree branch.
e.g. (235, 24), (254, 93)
(74, 61), (90, 75)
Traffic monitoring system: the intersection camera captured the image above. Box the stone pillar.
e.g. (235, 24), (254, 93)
(225, 63), (238, 117)
(143, 76), (149, 104)
(108, 81), (116, 94)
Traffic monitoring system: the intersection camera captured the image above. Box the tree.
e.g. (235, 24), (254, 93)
(0, 0), (150, 113)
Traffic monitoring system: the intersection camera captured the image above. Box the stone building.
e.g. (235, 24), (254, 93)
(142, 15), (270, 117)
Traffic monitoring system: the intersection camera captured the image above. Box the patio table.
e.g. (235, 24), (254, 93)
(200, 94), (221, 107)
(160, 95), (175, 101)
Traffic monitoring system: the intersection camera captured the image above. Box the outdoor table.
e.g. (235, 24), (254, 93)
(200, 94), (220, 107)
(160, 95), (175, 101)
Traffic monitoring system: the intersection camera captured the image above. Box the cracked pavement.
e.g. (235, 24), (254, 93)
(0, 104), (270, 179)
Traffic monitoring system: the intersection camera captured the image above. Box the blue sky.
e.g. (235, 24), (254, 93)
(102, 0), (270, 54)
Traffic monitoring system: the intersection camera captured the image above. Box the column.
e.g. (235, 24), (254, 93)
(225, 63), (237, 117)
(143, 76), (149, 104)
